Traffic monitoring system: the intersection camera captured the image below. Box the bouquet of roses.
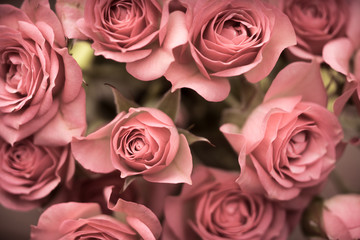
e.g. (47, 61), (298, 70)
(1, 0), (360, 239)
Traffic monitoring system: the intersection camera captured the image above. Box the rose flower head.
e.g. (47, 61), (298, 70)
(0, 0), (86, 145)
(31, 198), (162, 240)
(0, 137), (74, 211)
(162, 0), (296, 102)
(162, 165), (290, 240)
(221, 61), (344, 209)
(272, 0), (349, 60)
(72, 107), (193, 184)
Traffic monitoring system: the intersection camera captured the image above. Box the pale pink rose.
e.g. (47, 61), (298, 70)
(0, 0), (86, 145)
(160, 0), (296, 102)
(221, 61), (344, 208)
(72, 107), (193, 184)
(322, 194), (360, 240)
(0, 137), (74, 211)
(75, 0), (162, 63)
(162, 165), (290, 240)
(322, 0), (360, 115)
(272, 0), (349, 60)
(30, 200), (162, 240)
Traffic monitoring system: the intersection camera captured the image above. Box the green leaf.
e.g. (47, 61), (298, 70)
(156, 89), (180, 121)
(178, 128), (214, 146)
(106, 83), (139, 113)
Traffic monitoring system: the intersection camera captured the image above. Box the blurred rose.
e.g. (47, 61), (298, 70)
(322, 194), (360, 240)
(322, 0), (360, 115)
(221, 61), (344, 208)
(161, 0), (296, 102)
(273, 0), (349, 60)
(163, 165), (290, 240)
(31, 200), (162, 240)
(0, 137), (74, 211)
(72, 107), (193, 184)
(0, 0), (86, 145)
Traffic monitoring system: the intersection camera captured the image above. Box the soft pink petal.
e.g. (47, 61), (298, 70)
(220, 123), (245, 154)
(333, 81), (357, 116)
(245, 5), (297, 83)
(324, 194), (360, 236)
(31, 202), (102, 240)
(143, 134), (192, 184)
(21, 0), (66, 47)
(323, 208), (353, 240)
(55, 0), (86, 39)
(126, 47), (174, 81)
(165, 61), (230, 102)
(346, 0), (360, 49)
(126, 11), (188, 81)
(0, 100), (60, 145)
(323, 38), (354, 76)
(71, 113), (125, 173)
(34, 89), (87, 146)
(264, 61), (327, 107)
(109, 197), (162, 240)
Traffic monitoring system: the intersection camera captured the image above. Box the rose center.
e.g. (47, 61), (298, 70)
(111, 2), (131, 22)
(287, 131), (308, 158)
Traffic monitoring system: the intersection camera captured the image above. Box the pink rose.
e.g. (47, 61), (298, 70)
(162, 165), (290, 240)
(0, 0), (86, 145)
(72, 107), (193, 184)
(75, 0), (162, 63)
(321, 194), (360, 240)
(0, 137), (74, 211)
(221, 61), (344, 208)
(272, 0), (349, 60)
(160, 0), (296, 101)
(30, 200), (162, 240)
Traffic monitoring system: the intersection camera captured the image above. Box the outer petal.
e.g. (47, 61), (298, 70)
(34, 88), (86, 146)
(264, 61), (327, 107)
(31, 202), (102, 240)
(55, 0), (86, 39)
(245, 5), (296, 83)
(165, 61), (230, 102)
(220, 123), (246, 154)
(323, 38), (354, 76)
(21, 0), (66, 47)
(346, 0), (360, 49)
(109, 197), (162, 240)
(71, 113), (126, 173)
(126, 11), (188, 80)
(143, 134), (192, 184)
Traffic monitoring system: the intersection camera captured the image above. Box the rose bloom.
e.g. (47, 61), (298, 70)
(0, 137), (74, 211)
(71, 0), (162, 63)
(0, 0), (86, 145)
(221, 61), (344, 208)
(31, 200), (162, 240)
(72, 107), (192, 184)
(162, 165), (290, 240)
(159, 0), (296, 102)
(321, 194), (360, 240)
(272, 0), (349, 60)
